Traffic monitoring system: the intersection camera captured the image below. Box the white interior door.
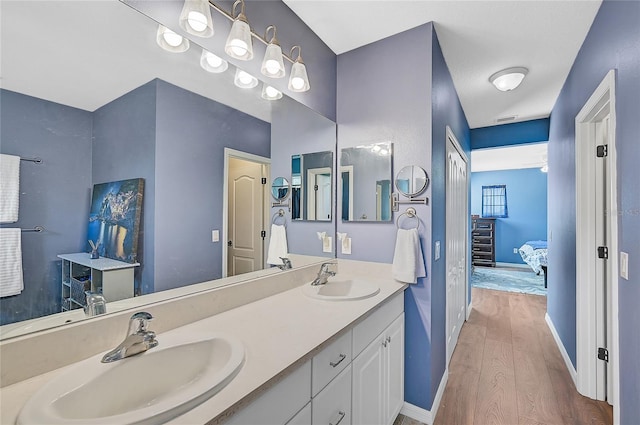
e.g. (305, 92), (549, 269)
(227, 157), (265, 276)
(446, 129), (468, 365)
(306, 167), (331, 221)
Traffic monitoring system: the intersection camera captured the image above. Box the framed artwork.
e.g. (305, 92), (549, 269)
(87, 178), (144, 263)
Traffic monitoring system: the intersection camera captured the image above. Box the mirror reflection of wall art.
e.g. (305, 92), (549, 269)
(87, 178), (144, 263)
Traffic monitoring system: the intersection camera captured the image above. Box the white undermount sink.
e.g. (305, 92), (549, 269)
(302, 278), (380, 301)
(17, 333), (244, 425)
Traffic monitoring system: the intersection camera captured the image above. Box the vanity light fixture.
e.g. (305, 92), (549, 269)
(261, 25), (285, 78)
(261, 83), (283, 100)
(200, 49), (228, 73)
(179, 0), (214, 38)
(234, 69), (258, 89)
(288, 46), (310, 92)
(156, 25), (190, 53)
(225, 0), (253, 60)
(489, 67), (529, 91)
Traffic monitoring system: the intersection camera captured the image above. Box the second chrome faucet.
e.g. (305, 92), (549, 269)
(101, 312), (158, 363)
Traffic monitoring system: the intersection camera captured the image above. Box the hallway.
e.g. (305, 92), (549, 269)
(434, 288), (612, 425)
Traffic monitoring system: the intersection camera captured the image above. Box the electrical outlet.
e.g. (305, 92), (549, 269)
(513, 248), (518, 254)
(620, 251), (629, 280)
(212, 230), (219, 242)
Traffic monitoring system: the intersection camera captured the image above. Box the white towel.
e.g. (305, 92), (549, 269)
(267, 224), (288, 265)
(0, 228), (24, 297)
(392, 228), (426, 284)
(0, 154), (20, 223)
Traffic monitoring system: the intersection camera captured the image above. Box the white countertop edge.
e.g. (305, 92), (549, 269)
(1, 273), (406, 425)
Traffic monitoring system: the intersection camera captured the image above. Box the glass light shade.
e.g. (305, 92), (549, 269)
(200, 50), (228, 73)
(156, 25), (190, 53)
(261, 43), (285, 78)
(179, 0), (214, 38)
(489, 67), (528, 91)
(261, 84), (283, 100)
(234, 69), (258, 89)
(288, 61), (310, 92)
(225, 18), (253, 60)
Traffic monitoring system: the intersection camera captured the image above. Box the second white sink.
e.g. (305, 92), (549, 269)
(302, 278), (380, 301)
(17, 333), (244, 425)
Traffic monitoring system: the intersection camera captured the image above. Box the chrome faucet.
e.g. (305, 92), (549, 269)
(311, 262), (336, 286)
(277, 257), (292, 270)
(84, 291), (107, 317)
(101, 312), (158, 363)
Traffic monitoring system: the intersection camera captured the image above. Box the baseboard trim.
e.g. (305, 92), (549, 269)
(495, 262), (529, 269)
(401, 369), (448, 425)
(467, 302), (472, 320)
(545, 313), (577, 386)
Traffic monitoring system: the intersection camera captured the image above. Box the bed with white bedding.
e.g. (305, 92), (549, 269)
(519, 240), (548, 287)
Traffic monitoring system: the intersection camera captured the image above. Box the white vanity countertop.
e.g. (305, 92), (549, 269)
(0, 271), (406, 425)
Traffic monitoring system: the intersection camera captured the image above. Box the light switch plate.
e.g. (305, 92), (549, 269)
(435, 241), (441, 260)
(212, 230), (219, 242)
(620, 251), (629, 280)
(342, 237), (352, 255)
(323, 236), (332, 253)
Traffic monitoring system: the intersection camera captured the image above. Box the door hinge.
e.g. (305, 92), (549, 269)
(260, 230), (266, 239)
(598, 347), (609, 362)
(227, 240), (232, 247)
(598, 246), (609, 259)
(596, 144), (608, 158)
(314, 184), (318, 191)
(261, 177), (267, 185)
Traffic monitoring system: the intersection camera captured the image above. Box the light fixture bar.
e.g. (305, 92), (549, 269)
(206, 0), (297, 64)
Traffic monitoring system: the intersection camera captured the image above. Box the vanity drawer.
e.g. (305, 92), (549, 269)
(352, 292), (403, 357)
(286, 402), (311, 425)
(312, 329), (352, 396)
(312, 364), (352, 425)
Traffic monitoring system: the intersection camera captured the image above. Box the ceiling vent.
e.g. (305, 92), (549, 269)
(496, 115), (517, 123)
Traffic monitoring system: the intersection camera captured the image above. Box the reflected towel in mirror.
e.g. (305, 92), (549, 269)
(267, 224), (288, 265)
(0, 228), (24, 297)
(0, 154), (20, 223)
(392, 228), (425, 284)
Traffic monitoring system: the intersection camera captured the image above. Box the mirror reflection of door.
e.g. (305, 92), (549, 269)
(227, 157), (267, 277)
(376, 180), (391, 221)
(341, 166), (354, 221)
(307, 168), (332, 221)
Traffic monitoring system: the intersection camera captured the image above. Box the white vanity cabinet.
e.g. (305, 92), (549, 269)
(352, 314), (404, 425)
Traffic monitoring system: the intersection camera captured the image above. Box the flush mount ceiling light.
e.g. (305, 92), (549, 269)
(200, 49), (228, 73)
(225, 0), (253, 60)
(261, 83), (283, 100)
(179, 0), (214, 38)
(288, 46), (310, 92)
(261, 25), (285, 78)
(156, 25), (190, 53)
(234, 69), (258, 89)
(489, 67), (529, 91)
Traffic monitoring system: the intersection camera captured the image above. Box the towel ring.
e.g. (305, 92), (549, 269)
(272, 209), (286, 227)
(396, 207), (420, 230)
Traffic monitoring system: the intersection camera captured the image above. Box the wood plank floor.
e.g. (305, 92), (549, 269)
(433, 287), (613, 425)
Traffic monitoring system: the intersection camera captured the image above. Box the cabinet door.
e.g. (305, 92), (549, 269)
(384, 314), (405, 425)
(352, 334), (384, 425)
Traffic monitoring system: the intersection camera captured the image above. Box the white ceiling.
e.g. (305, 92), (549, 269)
(471, 142), (547, 172)
(283, 0), (602, 128)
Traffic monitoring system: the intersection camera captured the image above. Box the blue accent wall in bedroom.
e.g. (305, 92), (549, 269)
(471, 168), (547, 264)
(471, 118), (549, 150)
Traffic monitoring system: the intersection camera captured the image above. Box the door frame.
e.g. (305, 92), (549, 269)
(222, 148), (271, 278)
(306, 166), (332, 221)
(575, 69), (619, 418)
(445, 125), (470, 365)
(340, 165), (354, 221)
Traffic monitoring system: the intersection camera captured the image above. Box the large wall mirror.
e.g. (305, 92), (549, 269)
(0, 1), (336, 339)
(291, 152), (333, 221)
(340, 143), (393, 222)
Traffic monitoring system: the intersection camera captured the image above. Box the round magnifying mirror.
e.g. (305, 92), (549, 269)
(271, 177), (290, 200)
(395, 165), (429, 197)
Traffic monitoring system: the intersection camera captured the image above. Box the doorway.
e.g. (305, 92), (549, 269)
(445, 126), (469, 365)
(223, 148), (270, 277)
(306, 167), (332, 221)
(575, 69), (619, 411)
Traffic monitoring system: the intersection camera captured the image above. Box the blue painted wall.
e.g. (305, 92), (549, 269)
(336, 23), (470, 411)
(154, 80), (270, 292)
(93, 81), (158, 295)
(430, 27), (471, 404)
(0, 90), (92, 324)
(547, 1), (640, 422)
(471, 118), (549, 149)
(471, 168), (548, 264)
